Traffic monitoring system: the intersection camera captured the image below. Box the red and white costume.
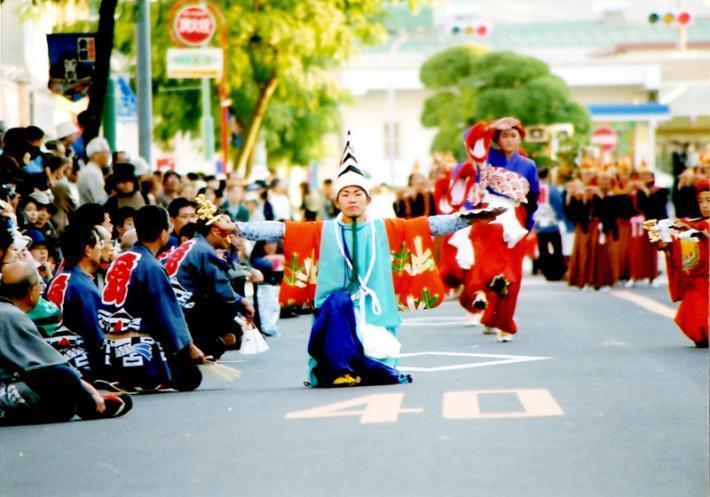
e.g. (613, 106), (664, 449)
(435, 123), (539, 336)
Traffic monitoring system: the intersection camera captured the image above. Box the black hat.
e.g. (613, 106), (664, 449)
(112, 162), (137, 183)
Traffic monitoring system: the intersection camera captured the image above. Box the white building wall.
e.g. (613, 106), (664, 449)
(0, 0), (81, 133)
(339, 90), (437, 186)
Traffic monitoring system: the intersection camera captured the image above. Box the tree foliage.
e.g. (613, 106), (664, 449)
(114, 0), (413, 175)
(46, 0), (420, 174)
(420, 47), (591, 162)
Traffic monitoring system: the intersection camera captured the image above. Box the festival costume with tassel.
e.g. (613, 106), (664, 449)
(236, 132), (477, 386)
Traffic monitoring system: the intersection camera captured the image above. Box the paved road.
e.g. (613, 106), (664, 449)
(1, 278), (707, 497)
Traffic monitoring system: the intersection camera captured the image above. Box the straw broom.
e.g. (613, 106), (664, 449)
(200, 360), (241, 382)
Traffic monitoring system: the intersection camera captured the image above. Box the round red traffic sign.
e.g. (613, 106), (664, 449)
(173, 5), (216, 46)
(591, 126), (618, 151)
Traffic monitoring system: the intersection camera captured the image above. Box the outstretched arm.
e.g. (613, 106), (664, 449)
(235, 221), (285, 242)
(427, 207), (505, 236)
(427, 214), (468, 237)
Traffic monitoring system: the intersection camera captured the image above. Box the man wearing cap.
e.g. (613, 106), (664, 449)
(234, 132), (502, 387)
(104, 163), (148, 224)
(25, 228), (54, 282)
(163, 195), (255, 358)
(55, 121), (79, 161)
(28, 191), (59, 249)
(77, 137), (111, 205)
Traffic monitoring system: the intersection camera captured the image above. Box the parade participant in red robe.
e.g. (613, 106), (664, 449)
(564, 178), (593, 288)
(650, 179), (708, 348)
(629, 170), (669, 286)
(610, 170), (634, 283)
(587, 171), (623, 289)
(457, 118), (539, 342)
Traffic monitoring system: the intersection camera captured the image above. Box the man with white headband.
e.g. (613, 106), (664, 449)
(235, 132), (503, 388)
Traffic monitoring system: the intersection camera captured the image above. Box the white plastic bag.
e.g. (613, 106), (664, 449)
(239, 322), (269, 355)
(359, 322), (401, 360)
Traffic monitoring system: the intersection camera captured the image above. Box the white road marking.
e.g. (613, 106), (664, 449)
(443, 389), (564, 419)
(286, 393), (422, 423)
(610, 289), (676, 319)
(401, 316), (467, 327)
(398, 351), (550, 372)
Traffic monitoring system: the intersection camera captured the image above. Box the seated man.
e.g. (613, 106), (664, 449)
(98, 206), (205, 392)
(45, 223), (106, 382)
(0, 261), (131, 424)
(162, 198), (197, 253)
(164, 195), (255, 358)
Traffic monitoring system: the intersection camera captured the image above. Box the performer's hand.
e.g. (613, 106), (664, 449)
(248, 268), (264, 283)
(652, 241), (670, 252)
(490, 117), (521, 130)
(188, 343), (207, 364)
(460, 207), (506, 225)
(214, 216), (238, 234)
(673, 220), (693, 231)
(81, 380), (106, 414)
(239, 299), (255, 320)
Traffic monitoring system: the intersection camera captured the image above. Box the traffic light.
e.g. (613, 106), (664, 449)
(648, 11), (693, 26)
(449, 21), (491, 38)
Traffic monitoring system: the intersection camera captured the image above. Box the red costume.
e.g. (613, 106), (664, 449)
(663, 219), (709, 347)
(630, 185), (669, 282)
(436, 122), (539, 336)
(659, 180), (709, 348)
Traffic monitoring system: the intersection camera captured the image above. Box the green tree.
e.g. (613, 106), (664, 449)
(111, 0), (418, 175)
(420, 47), (590, 161)
(45, 0), (421, 175)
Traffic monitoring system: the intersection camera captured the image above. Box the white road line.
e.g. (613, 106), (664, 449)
(398, 351), (551, 372)
(610, 289), (676, 319)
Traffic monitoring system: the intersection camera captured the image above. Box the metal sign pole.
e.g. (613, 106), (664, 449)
(136, 0), (153, 164)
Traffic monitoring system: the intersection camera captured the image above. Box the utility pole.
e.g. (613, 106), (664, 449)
(678, 0), (688, 52)
(201, 77), (215, 162)
(200, 0), (215, 164)
(136, 0), (153, 163)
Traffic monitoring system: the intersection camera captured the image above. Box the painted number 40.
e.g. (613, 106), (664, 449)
(286, 389), (564, 424)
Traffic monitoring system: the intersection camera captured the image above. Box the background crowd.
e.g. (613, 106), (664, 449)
(1, 123), (709, 309)
(0, 121), (708, 423)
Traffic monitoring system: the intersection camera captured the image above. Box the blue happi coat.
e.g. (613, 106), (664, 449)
(98, 243), (192, 354)
(45, 266), (105, 376)
(163, 234), (243, 316)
